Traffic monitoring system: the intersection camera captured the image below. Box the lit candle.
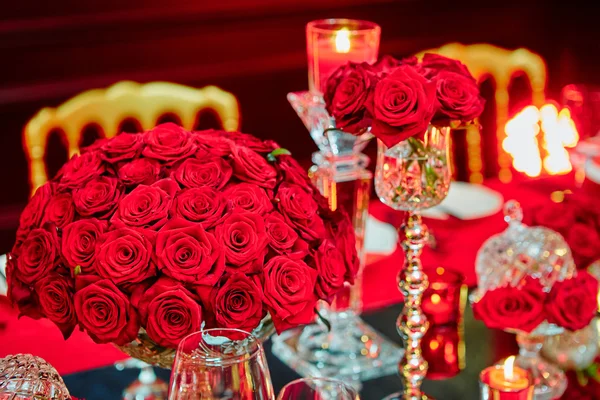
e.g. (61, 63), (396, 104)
(480, 356), (533, 400)
(306, 19), (380, 94)
(422, 267), (466, 326)
(489, 357), (529, 391)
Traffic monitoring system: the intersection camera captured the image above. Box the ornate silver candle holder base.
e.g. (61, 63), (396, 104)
(272, 310), (402, 387)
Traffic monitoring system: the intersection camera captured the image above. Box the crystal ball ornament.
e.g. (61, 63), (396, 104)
(473, 200), (575, 400)
(0, 354), (71, 400)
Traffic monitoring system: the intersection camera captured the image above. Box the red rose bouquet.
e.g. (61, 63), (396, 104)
(473, 272), (598, 332)
(8, 123), (358, 352)
(324, 53), (485, 147)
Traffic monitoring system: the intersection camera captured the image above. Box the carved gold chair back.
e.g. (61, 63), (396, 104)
(416, 43), (547, 182)
(23, 81), (240, 195)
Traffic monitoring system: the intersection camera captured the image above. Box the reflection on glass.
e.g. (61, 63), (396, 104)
(168, 329), (274, 400)
(277, 377), (360, 400)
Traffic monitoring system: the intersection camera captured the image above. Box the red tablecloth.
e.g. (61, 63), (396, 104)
(0, 176), (576, 375)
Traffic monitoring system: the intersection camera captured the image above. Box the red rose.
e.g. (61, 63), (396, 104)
(224, 183), (273, 215)
(58, 152), (105, 190)
(262, 256), (318, 333)
(230, 145), (277, 189)
(61, 219), (107, 273)
(134, 277), (202, 348)
(264, 212), (308, 259)
(101, 133), (143, 163)
(73, 176), (122, 218)
(42, 193), (76, 229)
(473, 278), (546, 333)
(274, 155), (312, 188)
(276, 183), (326, 241)
(372, 55), (403, 76)
(324, 62), (358, 107)
(172, 187), (227, 229)
(95, 227), (156, 286)
(194, 133), (234, 157)
(6, 256), (43, 319)
(210, 273), (265, 333)
(368, 65), (437, 148)
(546, 271), (598, 331)
(74, 278), (139, 345)
(155, 218), (224, 285)
(142, 123), (197, 164)
(112, 182), (174, 230)
(118, 158), (162, 187)
(216, 211), (269, 273)
(326, 63), (374, 133)
(16, 226), (60, 285)
(312, 239), (346, 301)
(36, 273), (76, 339)
(19, 183), (53, 231)
(421, 53), (472, 79)
(172, 157), (232, 190)
(432, 71), (484, 124)
(567, 223), (600, 268)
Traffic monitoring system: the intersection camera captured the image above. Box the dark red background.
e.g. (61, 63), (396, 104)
(0, 0), (599, 252)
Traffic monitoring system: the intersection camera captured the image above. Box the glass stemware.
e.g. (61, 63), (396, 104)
(277, 377), (360, 400)
(168, 329), (274, 400)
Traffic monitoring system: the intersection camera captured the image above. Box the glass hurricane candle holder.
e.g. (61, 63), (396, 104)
(422, 267), (467, 326)
(307, 19), (380, 94)
(422, 324), (465, 380)
(376, 125), (452, 400)
(480, 357), (534, 400)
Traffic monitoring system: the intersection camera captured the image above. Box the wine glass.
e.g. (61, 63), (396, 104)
(277, 377), (360, 400)
(168, 328), (274, 400)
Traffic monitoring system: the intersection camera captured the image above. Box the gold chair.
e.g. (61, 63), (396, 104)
(23, 81), (240, 195)
(416, 43), (547, 183)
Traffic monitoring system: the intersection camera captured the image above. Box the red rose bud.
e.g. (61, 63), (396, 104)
(61, 218), (107, 273)
(421, 53), (472, 79)
(155, 218), (224, 285)
(118, 158), (162, 187)
(473, 278), (546, 333)
(230, 145), (277, 189)
(432, 70), (485, 124)
(100, 132), (143, 163)
(42, 193), (76, 229)
(312, 239), (346, 301)
(172, 187), (228, 229)
(58, 151), (105, 190)
(276, 183), (326, 242)
(224, 183), (274, 215)
(546, 271), (598, 331)
(368, 65), (437, 148)
(36, 273), (77, 339)
(74, 279), (140, 345)
(16, 226), (60, 285)
(264, 212), (308, 259)
(142, 123), (197, 164)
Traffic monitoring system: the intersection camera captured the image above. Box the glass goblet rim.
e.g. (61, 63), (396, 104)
(307, 18), (381, 35)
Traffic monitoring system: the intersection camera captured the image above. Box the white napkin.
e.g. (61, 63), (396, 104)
(364, 215), (398, 255)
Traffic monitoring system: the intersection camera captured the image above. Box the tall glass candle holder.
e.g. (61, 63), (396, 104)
(272, 18), (401, 385)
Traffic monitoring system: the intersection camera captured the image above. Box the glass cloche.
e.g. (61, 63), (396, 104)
(0, 354), (71, 400)
(472, 200), (576, 400)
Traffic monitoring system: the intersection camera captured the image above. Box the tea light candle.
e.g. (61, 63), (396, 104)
(306, 19), (380, 94)
(480, 357), (533, 400)
(421, 267), (466, 326)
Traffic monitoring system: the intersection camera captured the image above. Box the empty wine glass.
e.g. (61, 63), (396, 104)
(277, 377), (360, 400)
(168, 328), (274, 400)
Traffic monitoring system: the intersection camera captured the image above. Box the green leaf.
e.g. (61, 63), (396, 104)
(314, 307), (331, 332)
(74, 265), (81, 276)
(267, 148), (291, 162)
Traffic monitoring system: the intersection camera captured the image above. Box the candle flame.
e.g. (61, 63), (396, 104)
(504, 356), (516, 381)
(335, 28), (351, 53)
(431, 293), (441, 305)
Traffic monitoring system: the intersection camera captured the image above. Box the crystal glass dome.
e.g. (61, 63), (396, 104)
(0, 354), (71, 400)
(474, 200), (576, 298)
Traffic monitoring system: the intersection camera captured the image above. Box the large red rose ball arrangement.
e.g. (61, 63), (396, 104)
(323, 54), (485, 147)
(473, 272), (598, 333)
(7, 123), (358, 349)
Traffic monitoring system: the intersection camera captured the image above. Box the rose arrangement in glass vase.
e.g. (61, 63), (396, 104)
(7, 123), (358, 369)
(323, 53), (484, 399)
(472, 200), (599, 400)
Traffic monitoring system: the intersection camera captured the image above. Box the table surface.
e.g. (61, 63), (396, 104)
(62, 303), (518, 400)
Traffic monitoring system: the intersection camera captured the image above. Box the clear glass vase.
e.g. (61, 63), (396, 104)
(274, 91), (401, 386)
(375, 125), (451, 400)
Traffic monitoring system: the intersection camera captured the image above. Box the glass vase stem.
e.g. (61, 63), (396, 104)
(398, 212), (430, 400)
